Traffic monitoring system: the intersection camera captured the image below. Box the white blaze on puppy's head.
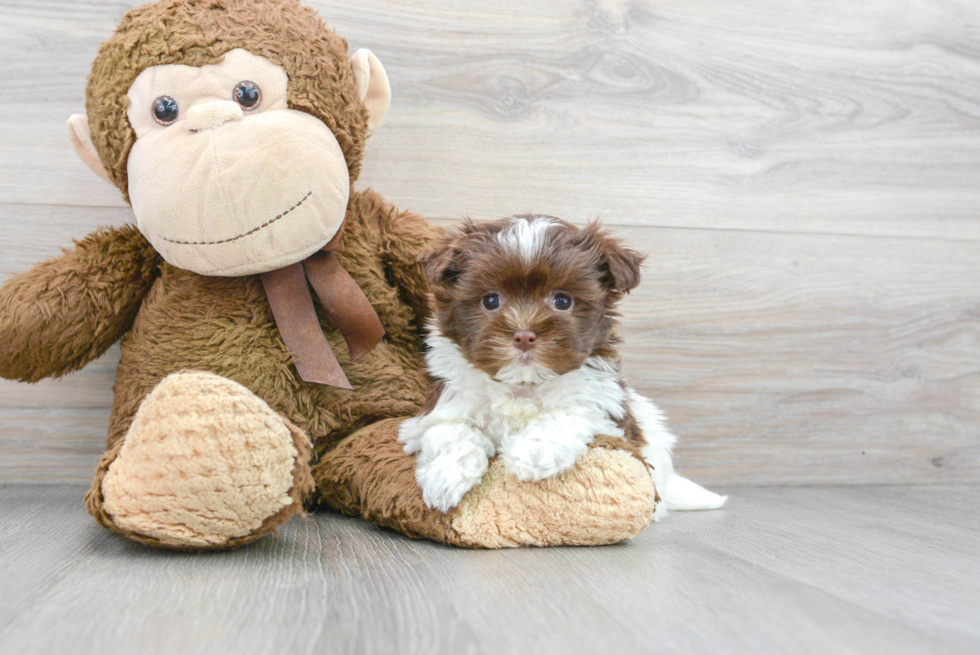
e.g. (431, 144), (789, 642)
(496, 215), (557, 263)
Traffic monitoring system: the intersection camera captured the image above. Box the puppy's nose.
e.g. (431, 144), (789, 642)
(513, 330), (537, 352)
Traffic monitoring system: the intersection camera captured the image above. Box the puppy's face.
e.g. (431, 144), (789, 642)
(425, 215), (644, 385)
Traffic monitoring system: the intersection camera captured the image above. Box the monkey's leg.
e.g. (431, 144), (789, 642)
(314, 419), (658, 548)
(85, 371), (314, 550)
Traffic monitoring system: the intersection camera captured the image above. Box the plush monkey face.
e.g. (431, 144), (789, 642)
(122, 49), (350, 276)
(66, 0), (391, 277)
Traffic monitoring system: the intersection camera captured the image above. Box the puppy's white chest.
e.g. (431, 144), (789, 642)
(485, 396), (544, 440)
(498, 397), (540, 421)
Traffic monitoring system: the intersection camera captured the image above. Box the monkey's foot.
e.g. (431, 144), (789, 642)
(91, 371), (314, 550)
(451, 438), (657, 547)
(316, 419), (657, 548)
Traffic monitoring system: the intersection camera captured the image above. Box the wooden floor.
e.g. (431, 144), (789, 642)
(0, 484), (977, 655)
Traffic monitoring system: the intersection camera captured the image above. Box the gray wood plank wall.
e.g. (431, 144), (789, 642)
(1, 0), (978, 486)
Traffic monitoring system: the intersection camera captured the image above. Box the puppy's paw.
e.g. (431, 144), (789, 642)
(397, 417), (424, 454)
(416, 447), (489, 512)
(503, 431), (588, 482)
(413, 423), (494, 512)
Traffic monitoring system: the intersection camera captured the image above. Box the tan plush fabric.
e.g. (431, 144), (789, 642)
(349, 49), (390, 134)
(123, 49), (353, 277)
(451, 439), (657, 548)
(316, 420), (656, 548)
(67, 114), (111, 182)
(101, 371), (308, 548)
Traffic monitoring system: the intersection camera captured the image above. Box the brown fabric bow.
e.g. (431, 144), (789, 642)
(259, 218), (384, 389)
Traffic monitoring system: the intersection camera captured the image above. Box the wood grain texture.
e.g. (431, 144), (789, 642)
(1, 0), (979, 486)
(622, 225), (980, 485)
(1, 484), (978, 654)
(2, 1), (980, 239)
(1, 212), (978, 485)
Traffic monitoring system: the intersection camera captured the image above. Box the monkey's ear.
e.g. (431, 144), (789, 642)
(67, 114), (112, 183)
(350, 49), (391, 135)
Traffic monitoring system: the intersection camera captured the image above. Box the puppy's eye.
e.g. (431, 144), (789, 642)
(152, 96), (179, 126)
(553, 293), (572, 311)
(233, 81), (262, 110)
(482, 294), (501, 310)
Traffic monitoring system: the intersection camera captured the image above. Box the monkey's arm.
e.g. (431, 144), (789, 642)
(359, 190), (444, 323)
(0, 225), (158, 382)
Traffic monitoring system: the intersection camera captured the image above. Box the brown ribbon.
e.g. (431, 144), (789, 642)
(260, 217), (385, 388)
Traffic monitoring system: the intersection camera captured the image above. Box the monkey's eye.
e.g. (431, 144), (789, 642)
(482, 294), (501, 311)
(233, 81), (262, 110)
(553, 293), (572, 311)
(151, 96), (179, 126)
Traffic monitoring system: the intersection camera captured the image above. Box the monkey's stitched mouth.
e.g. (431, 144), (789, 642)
(161, 191), (313, 246)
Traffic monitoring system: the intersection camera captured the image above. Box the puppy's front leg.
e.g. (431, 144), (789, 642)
(413, 422), (495, 512)
(502, 413), (608, 482)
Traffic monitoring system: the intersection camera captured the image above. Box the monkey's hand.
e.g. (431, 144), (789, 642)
(0, 225), (158, 382)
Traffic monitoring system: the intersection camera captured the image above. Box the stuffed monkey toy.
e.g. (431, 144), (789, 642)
(0, 0), (657, 550)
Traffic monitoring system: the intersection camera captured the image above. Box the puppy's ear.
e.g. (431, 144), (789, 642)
(582, 222), (645, 293)
(422, 221), (473, 286)
(422, 246), (464, 286)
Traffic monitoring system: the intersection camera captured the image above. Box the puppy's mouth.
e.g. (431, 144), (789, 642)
(508, 345), (546, 371)
(516, 351), (536, 365)
(493, 351), (558, 386)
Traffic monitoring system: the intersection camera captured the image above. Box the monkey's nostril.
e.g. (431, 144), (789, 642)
(513, 330), (537, 352)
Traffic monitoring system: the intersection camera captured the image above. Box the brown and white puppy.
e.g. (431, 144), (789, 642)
(399, 215), (727, 514)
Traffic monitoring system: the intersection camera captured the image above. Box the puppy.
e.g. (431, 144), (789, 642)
(399, 215), (727, 515)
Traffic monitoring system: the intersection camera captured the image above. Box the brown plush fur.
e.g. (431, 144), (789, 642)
(315, 418), (458, 544)
(0, 226), (158, 382)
